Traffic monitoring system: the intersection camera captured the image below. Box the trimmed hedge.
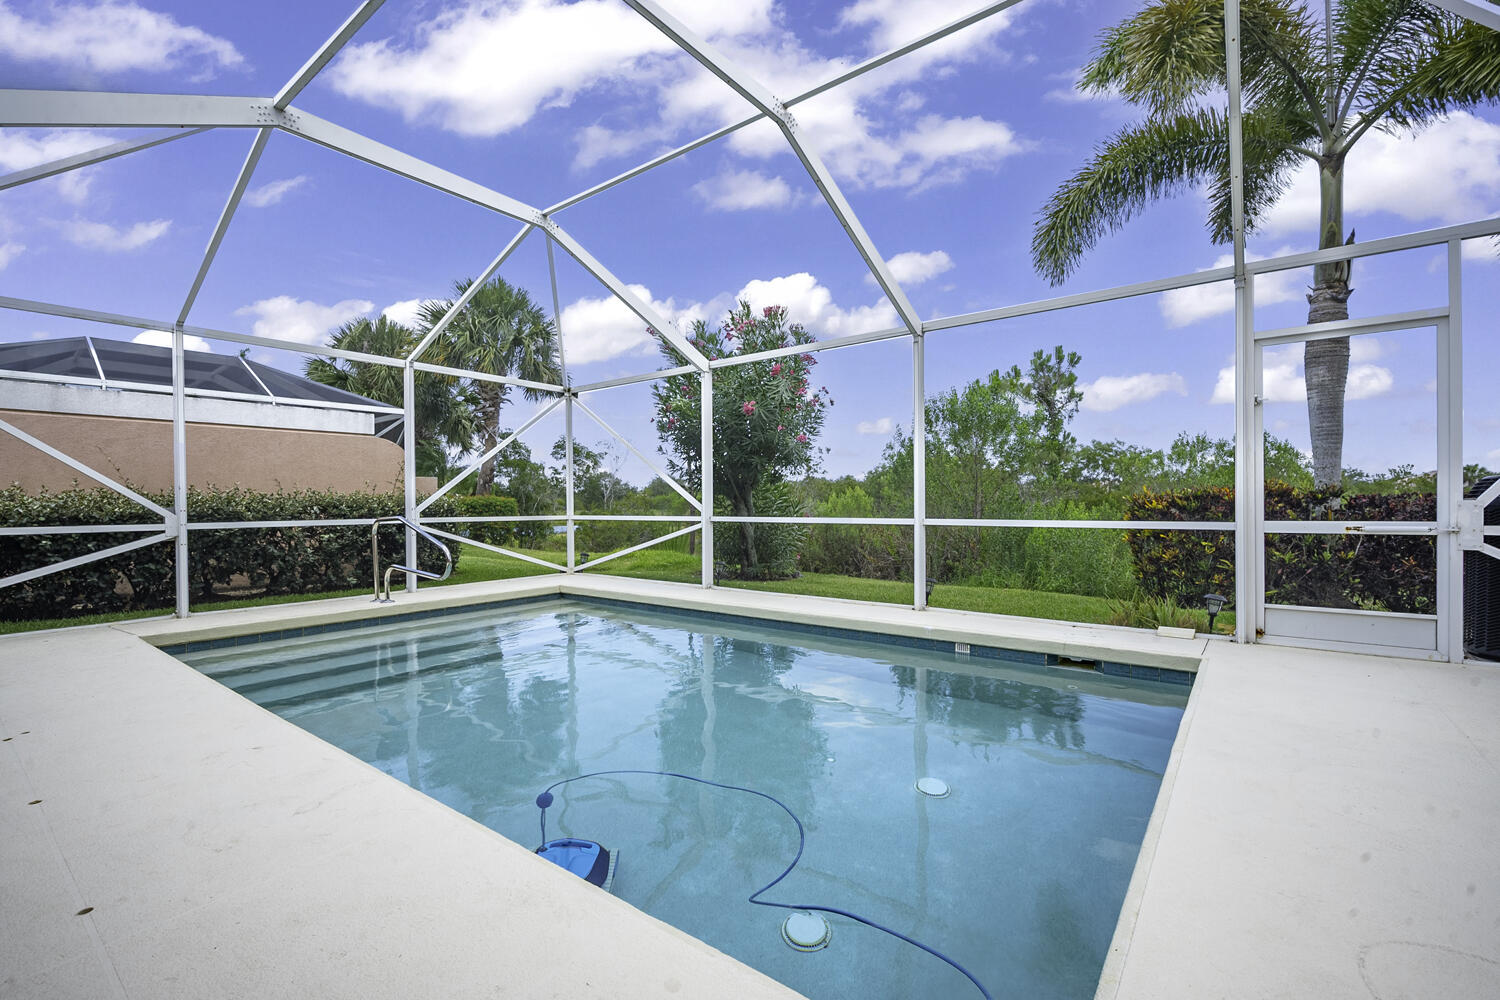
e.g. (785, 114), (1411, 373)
(0, 485), (460, 621)
(1125, 483), (1435, 613)
(449, 494), (519, 548)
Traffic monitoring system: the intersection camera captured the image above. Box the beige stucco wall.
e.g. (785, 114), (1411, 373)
(1, 409), (432, 495)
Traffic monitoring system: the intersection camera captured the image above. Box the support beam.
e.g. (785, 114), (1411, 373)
(277, 108), (542, 222)
(274, 0), (387, 110)
(1439, 248), (1463, 662)
(1225, 0), (1253, 644)
(622, 1), (921, 337)
(924, 266), (1237, 333)
(179, 128), (270, 326)
(408, 223), (533, 362)
(171, 326), (190, 617)
(546, 1), (1023, 215)
(411, 361), (563, 394)
(913, 335), (927, 610)
(701, 370), (713, 588)
(545, 221), (711, 370)
(1425, 0), (1500, 31)
(565, 394), (576, 573)
(0, 127), (209, 193)
(0, 90), (266, 128)
(403, 363), (417, 593)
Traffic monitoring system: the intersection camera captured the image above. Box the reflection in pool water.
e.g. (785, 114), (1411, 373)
(178, 599), (1187, 1000)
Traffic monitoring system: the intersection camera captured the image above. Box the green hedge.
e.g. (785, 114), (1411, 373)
(0, 485), (460, 621)
(1125, 483), (1436, 613)
(449, 494), (519, 548)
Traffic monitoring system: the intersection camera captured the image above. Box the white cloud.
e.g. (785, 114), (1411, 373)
(838, 0), (1016, 53)
(856, 417), (895, 435)
(327, 0), (766, 138)
(1079, 372), (1187, 412)
(691, 170), (798, 211)
(1346, 363), (1394, 399)
(1254, 112), (1500, 239)
(382, 299), (436, 328)
(1159, 247), (1302, 327)
(735, 272), (900, 338)
(0, 2), (242, 75)
(0, 241), (22, 269)
(330, 0), (1029, 192)
(1211, 344), (1394, 404)
(558, 269), (903, 366)
(132, 329), (213, 353)
(243, 175), (309, 208)
(881, 249), (953, 286)
(559, 284), (713, 366)
(234, 296), (375, 346)
(1462, 236), (1500, 264)
(0, 129), (115, 202)
(60, 217), (171, 252)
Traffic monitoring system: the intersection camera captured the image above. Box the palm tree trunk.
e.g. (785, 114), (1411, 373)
(1305, 156), (1352, 489)
(476, 387), (501, 495)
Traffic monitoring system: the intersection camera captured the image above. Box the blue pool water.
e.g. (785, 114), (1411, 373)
(176, 598), (1188, 1000)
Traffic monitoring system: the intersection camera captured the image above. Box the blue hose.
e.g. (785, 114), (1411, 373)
(535, 768), (993, 1000)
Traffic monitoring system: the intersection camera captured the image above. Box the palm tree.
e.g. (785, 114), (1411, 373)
(1032, 0), (1499, 486)
(303, 315), (477, 478)
(421, 276), (562, 495)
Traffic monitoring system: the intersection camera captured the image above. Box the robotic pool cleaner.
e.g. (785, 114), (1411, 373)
(531, 769), (992, 1000)
(534, 831), (617, 892)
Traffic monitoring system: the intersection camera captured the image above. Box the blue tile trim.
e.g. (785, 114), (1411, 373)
(156, 590), (1196, 687)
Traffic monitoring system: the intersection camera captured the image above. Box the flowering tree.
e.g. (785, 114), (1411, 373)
(651, 302), (831, 577)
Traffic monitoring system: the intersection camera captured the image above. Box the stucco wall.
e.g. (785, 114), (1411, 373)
(0, 410), (429, 494)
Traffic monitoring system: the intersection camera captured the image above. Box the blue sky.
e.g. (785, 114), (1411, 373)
(2, 0), (1498, 490)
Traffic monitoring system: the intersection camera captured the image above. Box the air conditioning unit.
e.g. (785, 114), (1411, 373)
(1464, 475), (1500, 661)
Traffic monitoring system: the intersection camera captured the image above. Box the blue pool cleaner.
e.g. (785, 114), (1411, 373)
(533, 769), (993, 1000)
(534, 836), (617, 892)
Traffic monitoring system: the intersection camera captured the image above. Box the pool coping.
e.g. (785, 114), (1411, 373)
(119, 574), (1212, 679)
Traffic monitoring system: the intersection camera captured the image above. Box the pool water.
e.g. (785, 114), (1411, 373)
(177, 599), (1188, 1000)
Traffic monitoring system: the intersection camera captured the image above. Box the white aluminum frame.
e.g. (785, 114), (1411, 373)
(2, 0), (1497, 663)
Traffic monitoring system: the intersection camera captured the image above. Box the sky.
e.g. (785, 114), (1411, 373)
(1, 0), (1498, 495)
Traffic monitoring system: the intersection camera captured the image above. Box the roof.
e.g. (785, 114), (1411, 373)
(0, 336), (404, 441)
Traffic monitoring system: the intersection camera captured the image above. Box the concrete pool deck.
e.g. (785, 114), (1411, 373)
(2, 575), (1497, 998)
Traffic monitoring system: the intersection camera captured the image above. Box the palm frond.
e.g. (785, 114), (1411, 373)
(1032, 111), (1229, 284)
(1083, 0), (1322, 118)
(1374, 4), (1500, 130)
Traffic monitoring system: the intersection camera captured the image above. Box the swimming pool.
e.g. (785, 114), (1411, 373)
(174, 597), (1188, 1000)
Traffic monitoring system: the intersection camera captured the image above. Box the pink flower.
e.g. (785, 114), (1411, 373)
(796, 433), (808, 443)
(777, 424), (785, 431)
(742, 400), (757, 415)
(770, 362), (782, 375)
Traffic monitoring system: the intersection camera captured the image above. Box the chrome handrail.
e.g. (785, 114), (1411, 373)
(371, 515), (453, 603)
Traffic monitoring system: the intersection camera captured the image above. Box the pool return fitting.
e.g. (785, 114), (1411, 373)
(533, 769), (991, 1000)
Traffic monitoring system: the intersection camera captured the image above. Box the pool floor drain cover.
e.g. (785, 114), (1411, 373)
(915, 777), (950, 798)
(781, 912), (831, 952)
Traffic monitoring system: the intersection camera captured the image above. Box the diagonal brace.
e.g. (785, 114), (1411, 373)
(572, 395), (701, 511)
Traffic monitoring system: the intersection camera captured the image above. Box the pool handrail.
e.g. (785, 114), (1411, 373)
(371, 515), (453, 603)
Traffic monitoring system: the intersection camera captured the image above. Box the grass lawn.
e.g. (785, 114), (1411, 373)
(1, 541), (1231, 634)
